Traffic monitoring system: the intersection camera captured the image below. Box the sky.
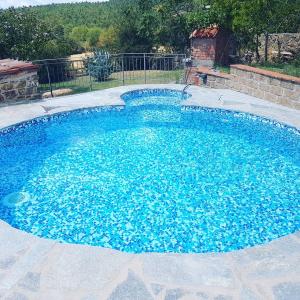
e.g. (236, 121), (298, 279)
(0, 0), (107, 9)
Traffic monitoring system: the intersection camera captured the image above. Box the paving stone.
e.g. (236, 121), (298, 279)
(164, 288), (186, 300)
(195, 292), (209, 299)
(142, 254), (237, 288)
(239, 239), (300, 279)
(31, 289), (86, 300)
(0, 221), (38, 258)
(231, 236), (300, 274)
(42, 88), (73, 99)
(39, 243), (133, 290)
(4, 292), (29, 300)
(108, 270), (153, 300)
(0, 288), (8, 298)
(293, 231), (300, 240)
(81, 295), (99, 300)
(249, 258), (300, 279)
(0, 257), (17, 270)
(214, 295), (233, 300)
(0, 230), (54, 291)
(18, 272), (40, 292)
(240, 287), (262, 300)
(150, 283), (164, 295)
(273, 282), (300, 300)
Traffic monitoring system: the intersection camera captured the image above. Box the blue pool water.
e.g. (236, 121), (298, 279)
(0, 89), (299, 253)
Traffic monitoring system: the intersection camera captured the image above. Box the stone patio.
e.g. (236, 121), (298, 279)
(0, 84), (299, 300)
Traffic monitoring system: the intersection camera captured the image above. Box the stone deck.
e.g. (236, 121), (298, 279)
(0, 84), (299, 300)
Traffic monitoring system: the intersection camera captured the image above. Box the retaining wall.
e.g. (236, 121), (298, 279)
(196, 65), (300, 110)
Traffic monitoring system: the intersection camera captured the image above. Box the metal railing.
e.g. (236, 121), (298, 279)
(32, 53), (187, 98)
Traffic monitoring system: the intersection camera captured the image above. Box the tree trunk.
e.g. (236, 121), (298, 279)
(277, 38), (281, 61)
(264, 32), (269, 63)
(255, 34), (260, 62)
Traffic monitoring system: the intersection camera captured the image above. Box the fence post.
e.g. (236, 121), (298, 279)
(122, 55), (125, 86)
(144, 53), (146, 84)
(89, 70), (93, 91)
(45, 63), (53, 98)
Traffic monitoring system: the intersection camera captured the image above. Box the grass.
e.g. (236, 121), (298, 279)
(39, 69), (184, 96)
(213, 65), (230, 74)
(250, 62), (300, 78)
(210, 62), (300, 78)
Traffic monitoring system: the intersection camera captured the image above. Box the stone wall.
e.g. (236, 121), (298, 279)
(259, 33), (300, 60)
(196, 65), (300, 110)
(0, 59), (40, 103)
(195, 67), (233, 89)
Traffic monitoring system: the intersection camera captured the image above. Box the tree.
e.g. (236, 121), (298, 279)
(155, 0), (195, 52)
(0, 8), (52, 60)
(230, 0), (300, 62)
(98, 26), (120, 52)
(109, 0), (157, 53)
(0, 8), (79, 60)
(3, 0), (298, 59)
(86, 27), (102, 48)
(70, 26), (89, 45)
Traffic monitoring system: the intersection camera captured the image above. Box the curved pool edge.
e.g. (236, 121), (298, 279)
(0, 84), (300, 298)
(0, 84), (299, 130)
(1, 218), (300, 299)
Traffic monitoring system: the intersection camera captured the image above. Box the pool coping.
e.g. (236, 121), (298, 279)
(0, 84), (299, 299)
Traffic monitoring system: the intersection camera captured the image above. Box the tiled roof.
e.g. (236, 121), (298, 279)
(0, 59), (38, 75)
(190, 25), (219, 39)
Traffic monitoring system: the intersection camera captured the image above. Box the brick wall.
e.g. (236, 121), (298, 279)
(191, 38), (216, 67)
(196, 65), (300, 110)
(0, 59), (40, 103)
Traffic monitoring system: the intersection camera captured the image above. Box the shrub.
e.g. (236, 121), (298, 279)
(37, 60), (73, 84)
(86, 50), (113, 82)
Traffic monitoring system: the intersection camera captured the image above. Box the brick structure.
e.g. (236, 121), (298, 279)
(0, 59), (40, 103)
(195, 65), (300, 110)
(190, 25), (232, 67)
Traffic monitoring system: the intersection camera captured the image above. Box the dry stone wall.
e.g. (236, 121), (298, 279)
(0, 59), (40, 103)
(259, 33), (300, 60)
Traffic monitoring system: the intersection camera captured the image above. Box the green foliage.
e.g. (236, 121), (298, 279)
(86, 28), (102, 48)
(70, 26), (89, 44)
(154, 0), (192, 52)
(251, 61), (300, 77)
(20, 2), (112, 32)
(228, 0), (300, 60)
(230, 0), (299, 37)
(2, 0), (299, 59)
(0, 8), (79, 60)
(98, 26), (120, 52)
(86, 50), (113, 82)
(0, 8), (50, 60)
(109, 0), (157, 53)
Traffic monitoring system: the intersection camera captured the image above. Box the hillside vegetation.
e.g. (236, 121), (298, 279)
(21, 2), (112, 32)
(0, 0), (299, 61)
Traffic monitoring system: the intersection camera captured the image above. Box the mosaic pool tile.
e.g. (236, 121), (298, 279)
(0, 89), (299, 253)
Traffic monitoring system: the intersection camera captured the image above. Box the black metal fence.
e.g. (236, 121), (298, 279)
(33, 53), (187, 98)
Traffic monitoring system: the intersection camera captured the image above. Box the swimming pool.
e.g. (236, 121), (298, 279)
(0, 89), (299, 253)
